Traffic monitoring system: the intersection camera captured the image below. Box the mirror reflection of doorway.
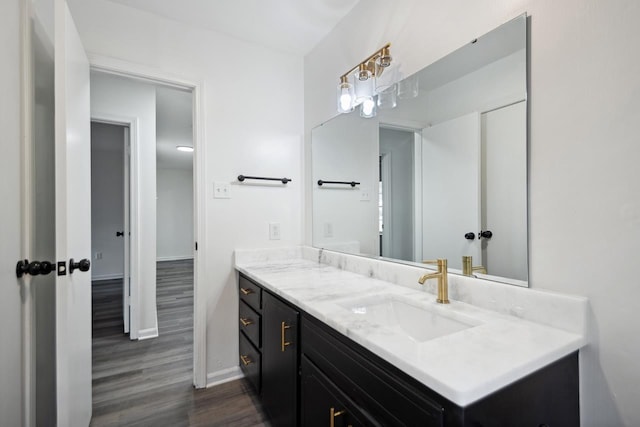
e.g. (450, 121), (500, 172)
(379, 127), (416, 262)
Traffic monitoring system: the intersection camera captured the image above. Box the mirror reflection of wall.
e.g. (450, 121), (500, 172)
(312, 14), (528, 286)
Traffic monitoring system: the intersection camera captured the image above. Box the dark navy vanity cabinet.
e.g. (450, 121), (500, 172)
(238, 273), (580, 426)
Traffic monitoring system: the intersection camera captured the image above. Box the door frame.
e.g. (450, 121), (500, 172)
(88, 55), (208, 388)
(90, 116), (136, 336)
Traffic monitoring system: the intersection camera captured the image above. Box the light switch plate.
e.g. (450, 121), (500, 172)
(213, 182), (231, 199)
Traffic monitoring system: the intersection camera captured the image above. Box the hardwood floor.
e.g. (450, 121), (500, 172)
(91, 260), (268, 426)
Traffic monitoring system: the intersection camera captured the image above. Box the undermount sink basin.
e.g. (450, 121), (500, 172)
(338, 296), (478, 342)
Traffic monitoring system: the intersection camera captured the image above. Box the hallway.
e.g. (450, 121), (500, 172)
(90, 259), (267, 426)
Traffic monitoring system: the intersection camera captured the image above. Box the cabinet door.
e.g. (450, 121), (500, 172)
(262, 291), (299, 426)
(301, 356), (380, 427)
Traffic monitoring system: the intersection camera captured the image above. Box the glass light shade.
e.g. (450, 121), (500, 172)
(398, 74), (419, 99)
(360, 97), (376, 118)
(377, 84), (397, 109)
(337, 79), (354, 113)
(354, 74), (374, 106)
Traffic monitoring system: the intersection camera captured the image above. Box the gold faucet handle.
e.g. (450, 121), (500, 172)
(422, 259), (447, 271)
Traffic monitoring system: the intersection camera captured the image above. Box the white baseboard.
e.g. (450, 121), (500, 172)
(92, 273), (124, 281)
(206, 366), (243, 388)
(156, 255), (194, 262)
(137, 327), (158, 340)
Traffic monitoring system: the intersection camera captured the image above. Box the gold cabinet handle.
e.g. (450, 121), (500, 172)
(240, 287), (253, 296)
(281, 321), (291, 352)
(239, 317), (253, 327)
(240, 354), (252, 366)
(330, 407), (346, 427)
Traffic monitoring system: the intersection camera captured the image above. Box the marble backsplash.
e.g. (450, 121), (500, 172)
(234, 246), (587, 336)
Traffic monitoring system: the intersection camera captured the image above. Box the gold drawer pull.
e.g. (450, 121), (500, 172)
(330, 407), (346, 427)
(240, 287), (253, 296)
(240, 354), (252, 366)
(281, 321), (291, 352)
(239, 317), (253, 327)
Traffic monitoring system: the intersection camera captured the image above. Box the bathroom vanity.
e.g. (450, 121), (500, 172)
(235, 247), (587, 427)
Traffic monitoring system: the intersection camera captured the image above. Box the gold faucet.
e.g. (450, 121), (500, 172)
(462, 255), (487, 276)
(419, 259), (450, 304)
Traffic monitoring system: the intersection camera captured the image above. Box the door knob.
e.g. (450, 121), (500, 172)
(69, 258), (91, 274)
(479, 230), (493, 239)
(16, 260), (55, 278)
(464, 232), (476, 240)
(116, 231), (124, 237)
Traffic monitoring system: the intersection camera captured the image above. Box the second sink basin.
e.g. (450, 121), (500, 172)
(338, 296), (479, 342)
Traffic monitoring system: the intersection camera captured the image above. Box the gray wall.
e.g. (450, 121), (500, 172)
(91, 122), (125, 280)
(156, 168), (194, 260)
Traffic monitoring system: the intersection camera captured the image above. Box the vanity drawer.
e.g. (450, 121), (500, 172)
(239, 300), (261, 348)
(301, 355), (381, 427)
(239, 332), (261, 393)
(302, 313), (446, 426)
(239, 274), (262, 312)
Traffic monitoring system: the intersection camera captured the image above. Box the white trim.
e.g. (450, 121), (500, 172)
(20, 0), (36, 424)
(88, 53), (208, 388)
(137, 327), (159, 340)
(91, 274), (124, 281)
(156, 255), (194, 262)
(206, 367), (244, 388)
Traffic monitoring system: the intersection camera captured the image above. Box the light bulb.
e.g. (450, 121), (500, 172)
(340, 88), (352, 111)
(360, 97), (376, 118)
(337, 76), (354, 113)
(362, 98), (375, 115)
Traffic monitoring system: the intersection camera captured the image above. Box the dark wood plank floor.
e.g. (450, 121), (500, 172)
(91, 259), (268, 426)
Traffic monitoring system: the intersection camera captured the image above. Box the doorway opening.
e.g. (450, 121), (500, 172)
(89, 71), (199, 422)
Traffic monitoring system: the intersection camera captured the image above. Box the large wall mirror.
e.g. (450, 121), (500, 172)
(312, 14), (528, 286)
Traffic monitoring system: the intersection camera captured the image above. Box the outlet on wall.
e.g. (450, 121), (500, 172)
(95, 252), (102, 260)
(269, 222), (281, 240)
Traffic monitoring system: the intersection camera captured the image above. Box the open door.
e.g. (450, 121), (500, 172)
(54, 0), (92, 425)
(421, 112), (481, 269)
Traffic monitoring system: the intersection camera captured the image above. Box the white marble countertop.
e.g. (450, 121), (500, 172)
(235, 252), (587, 407)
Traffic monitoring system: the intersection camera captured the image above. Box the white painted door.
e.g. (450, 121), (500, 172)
(481, 101), (527, 280)
(54, 1), (92, 425)
(422, 113), (481, 270)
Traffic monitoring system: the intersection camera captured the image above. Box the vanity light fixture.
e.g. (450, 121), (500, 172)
(337, 43), (392, 117)
(176, 145), (194, 152)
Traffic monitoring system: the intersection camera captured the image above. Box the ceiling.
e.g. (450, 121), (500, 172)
(106, 0), (361, 55)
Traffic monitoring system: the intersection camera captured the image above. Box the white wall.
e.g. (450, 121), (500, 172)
(91, 122), (125, 279)
(305, 1), (640, 425)
(157, 168), (194, 261)
(90, 72), (158, 335)
(312, 113), (379, 254)
(379, 128), (414, 261)
(67, 0), (303, 379)
(0, 0), (24, 424)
